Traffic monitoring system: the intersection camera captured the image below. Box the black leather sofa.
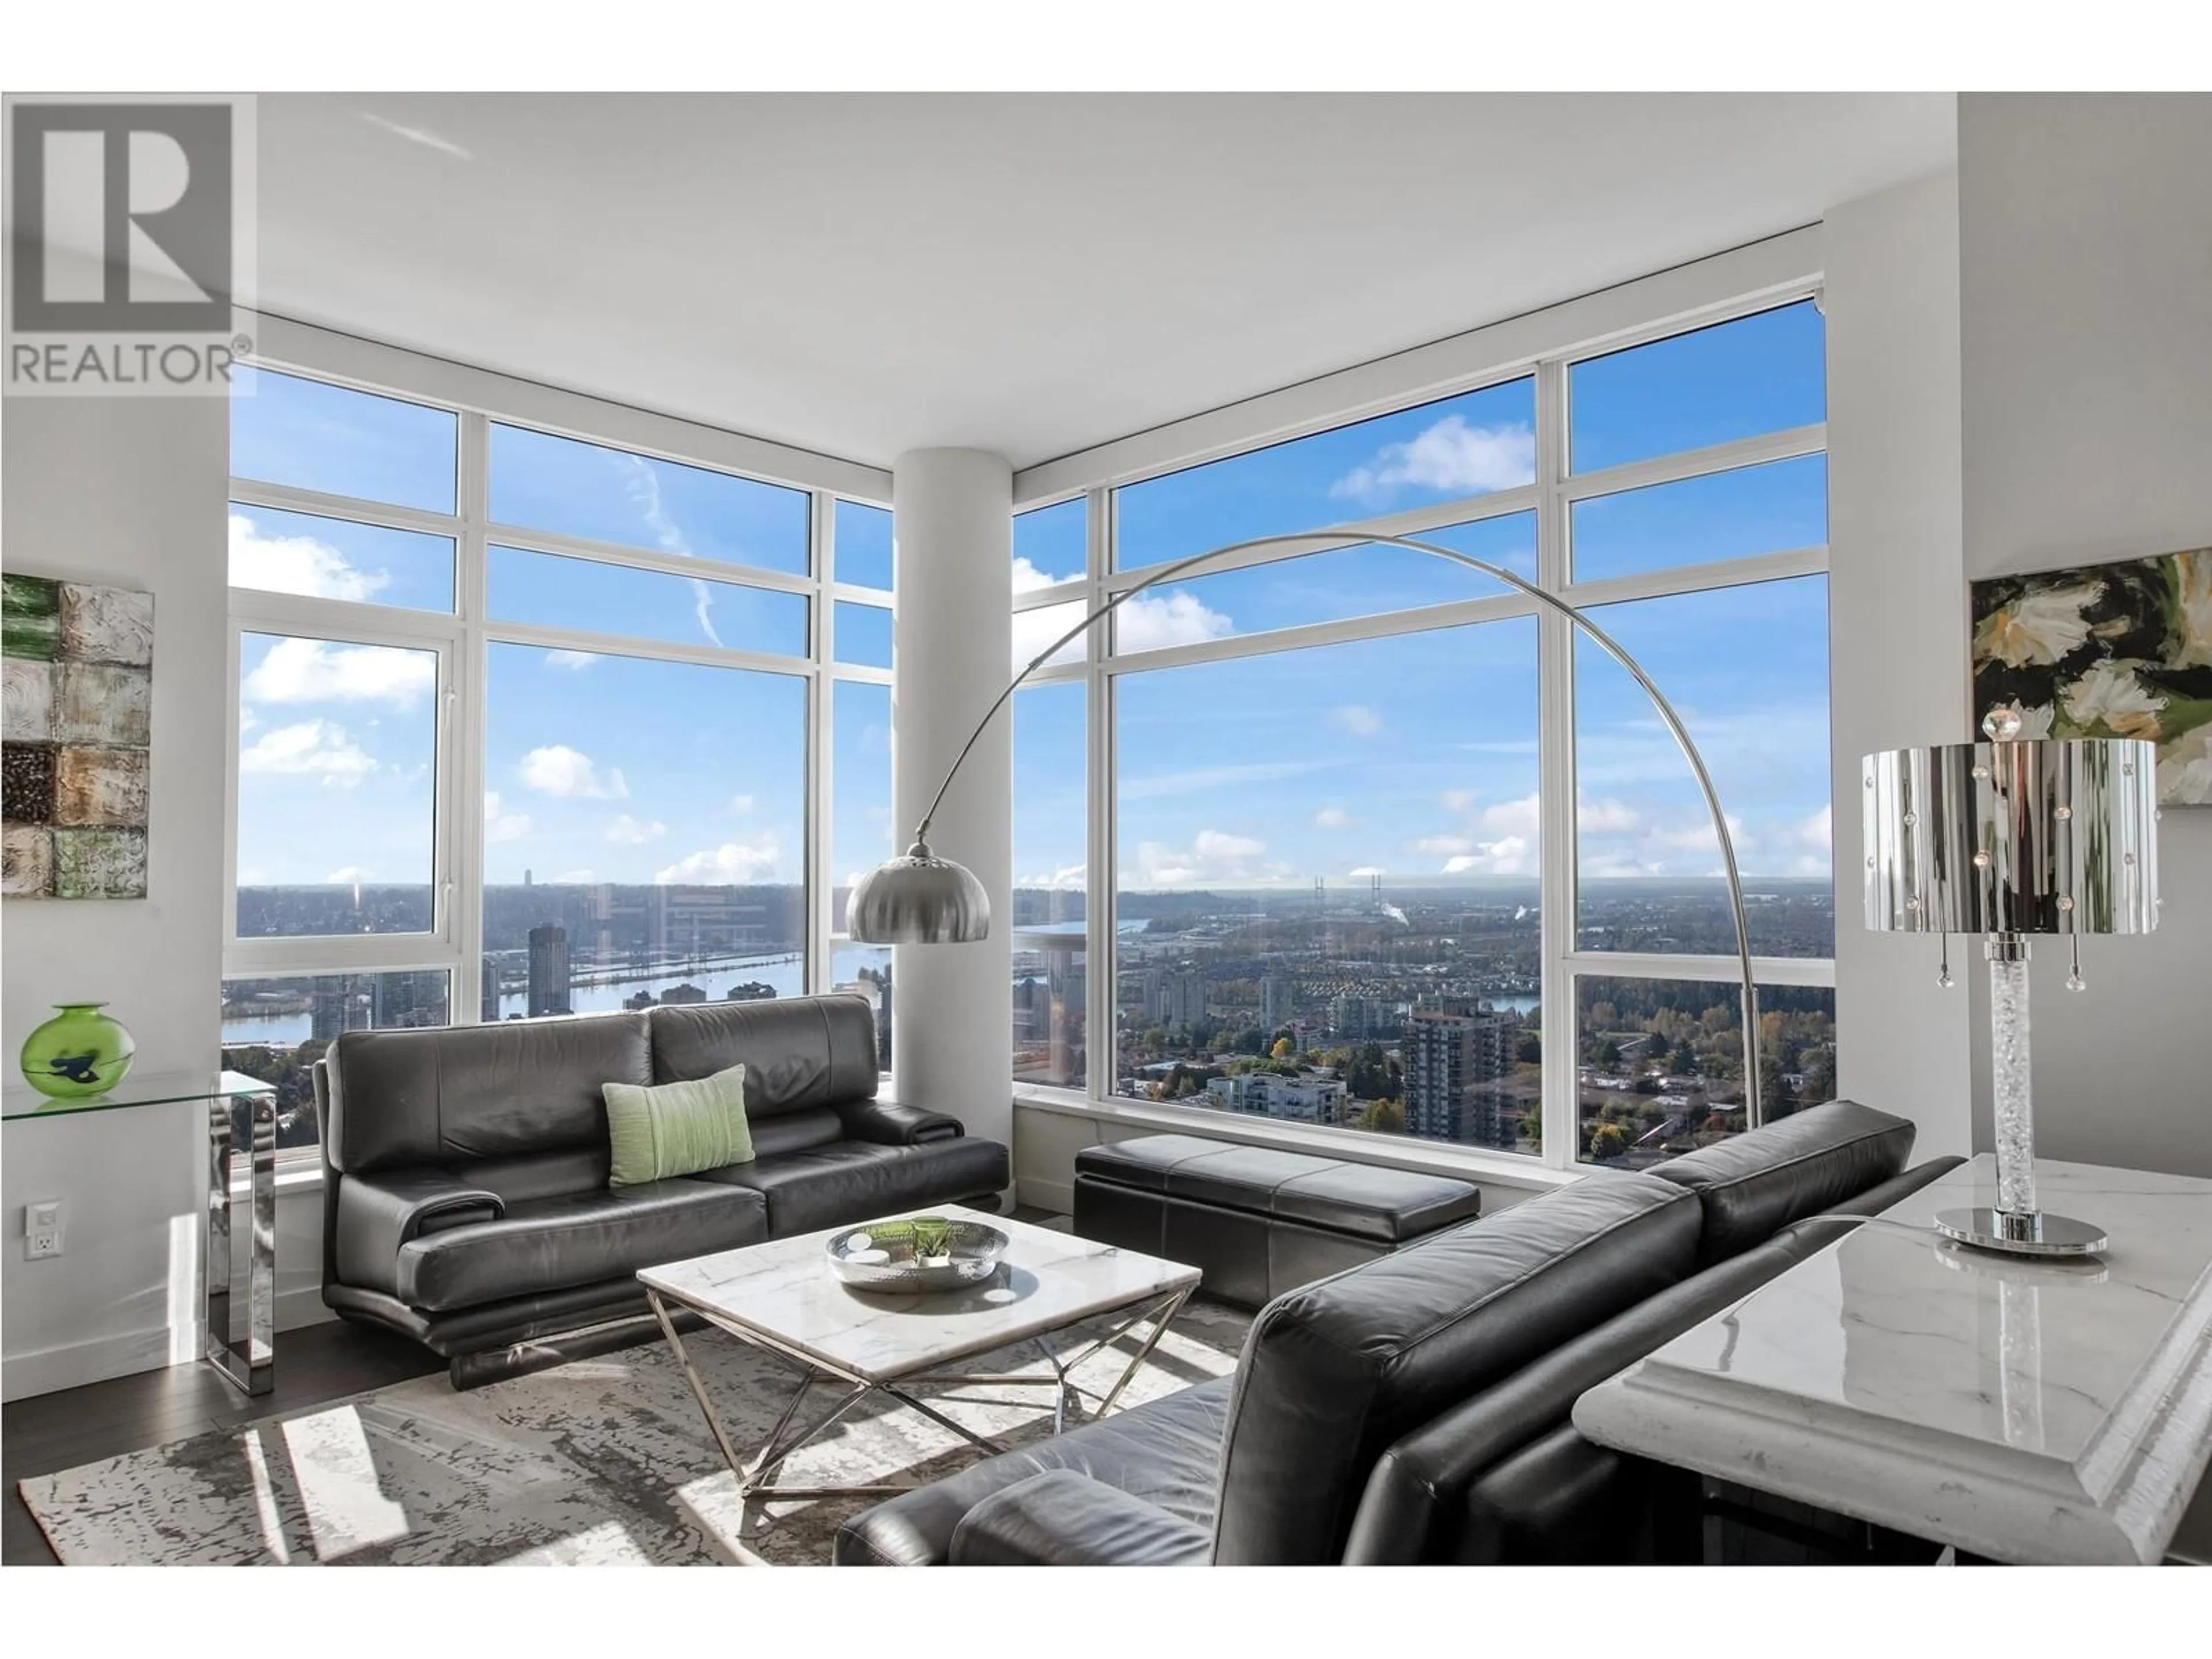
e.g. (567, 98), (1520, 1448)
(835, 1100), (1962, 1566)
(313, 994), (1009, 1385)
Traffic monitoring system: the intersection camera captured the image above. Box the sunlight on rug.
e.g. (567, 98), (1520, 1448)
(17, 1300), (1247, 1566)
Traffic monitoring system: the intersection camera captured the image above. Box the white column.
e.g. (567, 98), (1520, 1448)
(1822, 168), (1975, 1159)
(891, 449), (1014, 1187)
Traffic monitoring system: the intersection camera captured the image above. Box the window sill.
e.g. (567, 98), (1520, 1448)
(1010, 1084), (1585, 1193)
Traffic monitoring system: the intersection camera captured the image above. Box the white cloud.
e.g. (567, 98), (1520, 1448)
(550, 868), (597, 884)
(242, 637), (434, 707)
(324, 865), (366, 883)
(1120, 759), (1327, 801)
(1329, 704), (1383, 738)
(543, 650), (598, 671)
(1010, 558), (1233, 668)
(483, 790), (532, 843)
(1128, 828), (1283, 888)
(1795, 804), (1832, 851)
(1650, 814), (1748, 854)
(1313, 806), (1353, 830)
(228, 512), (389, 603)
(1578, 796), (1641, 835)
(1441, 789), (1478, 812)
(518, 745), (628, 800)
(1018, 862), (1087, 890)
(1347, 865), (1387, 880)
(1479, 794), (1541, 839)
(1331, 416), (1536, 505)
(655, 835), (782, 885)
(1442, 835), (1533, 876)
(238, 720), (375, 787)
(726, 793), (756, 816)
(618, 454), (725, 648)
(603, 813), (668, 844)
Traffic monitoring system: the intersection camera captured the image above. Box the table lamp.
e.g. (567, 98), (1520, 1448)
(1862, 707), (2161, 1256)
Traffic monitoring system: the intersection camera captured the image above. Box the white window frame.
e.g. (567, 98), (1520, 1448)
(222, 319), (895, 1120)
(1006, 228), (1835, 1183)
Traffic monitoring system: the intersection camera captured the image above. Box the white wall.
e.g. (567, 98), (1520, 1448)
(2, 391), (232, 1399)
(1821, 164), (1976, 1159)
(1956, 93), (2212, 1179)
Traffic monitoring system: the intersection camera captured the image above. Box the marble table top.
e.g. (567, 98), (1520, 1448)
(1574, 1156), (2212, 1565)
(639, 1206), (1202, 1386)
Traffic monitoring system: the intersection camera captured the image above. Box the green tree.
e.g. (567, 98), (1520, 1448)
(1588, 1123), (1628, 1161)
(1270, 1036), (1294, 1061)
(1357, 1099), (1406, 1135)
(1515, 1032), (1544, 1065)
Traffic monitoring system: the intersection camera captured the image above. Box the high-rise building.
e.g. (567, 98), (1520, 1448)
(1262, 975), (1295, 1028)
(480, 955), (502, 1024)
(527, 923), (571, 1017)
(1143, 967), (1205, 1030)
(310, 978), (363, 1041)
(1402, 1007), (1514, 1148)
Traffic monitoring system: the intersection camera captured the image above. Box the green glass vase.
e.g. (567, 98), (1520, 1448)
(18, 1002), (137, 1099)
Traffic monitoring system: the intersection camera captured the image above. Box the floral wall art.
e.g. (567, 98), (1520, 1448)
(2, 574), (155, 897)
(1969, 547), (2212, 805)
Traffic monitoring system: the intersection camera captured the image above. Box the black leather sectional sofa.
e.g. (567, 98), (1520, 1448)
(313, 994), (1009, 1385)
(835, 1100), (1961, 1566)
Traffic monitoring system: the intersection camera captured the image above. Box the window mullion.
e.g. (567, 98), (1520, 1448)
(809, 491), (834, 996)
(1086, 484), (1113, 1105)
(1535, 355), (1578, 1172)
(453, 410), (490, 1020)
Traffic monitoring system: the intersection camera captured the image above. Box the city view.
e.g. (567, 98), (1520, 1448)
(1012, 874), (1834, 1167)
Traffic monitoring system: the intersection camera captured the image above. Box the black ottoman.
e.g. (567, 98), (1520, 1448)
(1073, 1133), (1483, 1309)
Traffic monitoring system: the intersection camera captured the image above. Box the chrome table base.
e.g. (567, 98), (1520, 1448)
(645, 1282), (1193, 1521)
(1935, 1205), (2108, 1258)
(205, 1088), (278, 1394)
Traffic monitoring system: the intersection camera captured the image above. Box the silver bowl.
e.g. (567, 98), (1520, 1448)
(825, 1215), (1010, 1294)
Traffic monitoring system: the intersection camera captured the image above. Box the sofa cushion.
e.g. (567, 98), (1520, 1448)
(1212, 1171), (1700, 1565)
(691, 1137), (1009, 1236)
(838, 1373), (1235, 1566)
(395, 1178), (767, 1310)
(604, 1061), (754, 1187)
(647, 994), (878, 1120)
(1076, 1135), (1481, 1243)
(1647, 1099), (1916, 1266)
(323, 1013), (652, 1176)
(949, 1470), (1214, 1566)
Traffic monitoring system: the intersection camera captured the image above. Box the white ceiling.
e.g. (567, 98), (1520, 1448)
(256, 93), (1955, 472)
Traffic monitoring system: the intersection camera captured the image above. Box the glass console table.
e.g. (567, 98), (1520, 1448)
(2, 1069), (281, 1395)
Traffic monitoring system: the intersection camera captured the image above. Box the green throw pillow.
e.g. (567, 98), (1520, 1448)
(602, 1062), (754, 1187)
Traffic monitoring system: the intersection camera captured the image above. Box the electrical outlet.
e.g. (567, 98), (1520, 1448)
(25, 1199), (63, 1261)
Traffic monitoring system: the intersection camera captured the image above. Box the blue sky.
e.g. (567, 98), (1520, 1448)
(230, 298), (1829, 906)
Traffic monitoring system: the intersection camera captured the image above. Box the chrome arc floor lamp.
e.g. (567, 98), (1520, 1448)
(848, 529), (1774, 1127)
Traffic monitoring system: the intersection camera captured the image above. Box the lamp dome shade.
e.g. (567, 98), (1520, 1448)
(847, 843), (991, 944)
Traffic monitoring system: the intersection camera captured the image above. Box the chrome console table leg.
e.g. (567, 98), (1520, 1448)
(205, 1088), (276, 1395)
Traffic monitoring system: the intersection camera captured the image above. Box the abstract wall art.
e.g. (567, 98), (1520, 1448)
(3, 574), (154, 898)
(1970, 547), (2212, 806)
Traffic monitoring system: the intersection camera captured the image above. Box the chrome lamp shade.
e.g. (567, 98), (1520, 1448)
(846, 841), (991, 944)
(1862, 710), (2160, 1256)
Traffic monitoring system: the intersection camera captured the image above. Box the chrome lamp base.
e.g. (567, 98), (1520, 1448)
(1935, 1206), (2107, 1259)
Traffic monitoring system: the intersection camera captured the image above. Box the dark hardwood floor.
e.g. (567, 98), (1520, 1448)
(5, 1207), (1071, 1565)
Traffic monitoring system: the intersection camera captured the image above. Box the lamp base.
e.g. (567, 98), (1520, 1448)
(1935, 1206), (2107, 1258)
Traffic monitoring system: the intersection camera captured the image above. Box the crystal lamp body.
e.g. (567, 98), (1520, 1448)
(1861, 721), (2158, 1259)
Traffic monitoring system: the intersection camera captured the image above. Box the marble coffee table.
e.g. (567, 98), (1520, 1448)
(638, 1205), (1200, 1508)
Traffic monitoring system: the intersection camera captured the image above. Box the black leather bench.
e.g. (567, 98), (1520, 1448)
(1073, 1133), (1483, 1309)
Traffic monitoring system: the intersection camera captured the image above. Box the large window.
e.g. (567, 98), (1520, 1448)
(1011, 296), (1832, 1174)
(226, 364), (892, 1139)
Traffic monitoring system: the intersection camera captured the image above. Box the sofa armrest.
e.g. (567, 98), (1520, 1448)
(333, 1168), (505, 1298)
(835, 1096), (962, 1146)
(948, 1471), (1211, 1566)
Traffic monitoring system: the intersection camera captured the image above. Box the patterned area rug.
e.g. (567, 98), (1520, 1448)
(17, 1301), (1247, 1566)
